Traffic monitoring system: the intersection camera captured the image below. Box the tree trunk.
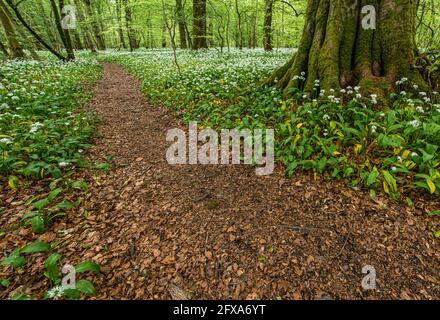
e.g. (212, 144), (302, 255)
(116, 0), (126, 49)
(51, 0), (75, 60)
(74, 0), (96, 52)
(0, 0), (25, 58)
(123, 0), (138, 51)
(83, 0), (106, 50)
(234, 0), (243, 50)
(268, 0), (427, 98)
(192, 0), (207, 49)
(263, 0), (274, 51)
(176, 0), (187, 49)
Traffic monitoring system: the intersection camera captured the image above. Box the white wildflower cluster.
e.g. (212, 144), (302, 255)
(0, 138), (12, 144)
(408, 120), (421, 128)
(47, 285), (66, 299)
(29, 122), (44, 134)
(395, 77), (408, 86)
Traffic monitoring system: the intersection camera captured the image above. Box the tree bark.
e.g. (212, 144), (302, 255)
(116, 0), (126, 49)
(192, 0), (207, 49)
(83, 0), (106, 50)
(123, 0), (138, 51)
(5, 0), (66, 60)
(234, 0), (243, 50)
(176, 0), (187, 49)
(268, 0), (427, 98)
(0, 0), (25, 58)
(50, 0), (75, 60)
(263, 0), (274, 51)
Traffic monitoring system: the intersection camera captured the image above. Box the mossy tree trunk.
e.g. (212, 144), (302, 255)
(268, 0), (427, 97)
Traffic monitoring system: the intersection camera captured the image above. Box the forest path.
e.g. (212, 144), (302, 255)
(75, 64), (439, 299)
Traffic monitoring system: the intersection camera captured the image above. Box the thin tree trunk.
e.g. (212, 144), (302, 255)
(0, 0), (25, 58)
(83, 0), (106, 50)
(4, 0), (66, 60)
(116, 0), (126, 49)
(234, 0), (243, 50)
(51, 0), (74, 60)
(263, 0), (274, 51)
(176, 0), (187, 49)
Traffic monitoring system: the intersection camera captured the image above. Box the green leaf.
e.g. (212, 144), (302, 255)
(10, 293), (30, 300)
(31, 216), (45, 234)
(48, 187), (64, 202)
(382, 170), (398, 194)
(0, 278), (10, 287)
(426, 178), (436, 194)
(369, 189), (376, 200)
(434, 230), (440, 238)
(2, 249), (25, 269)
(54, 201), (76, 209)
(75, 261), (100, 274)
(21, 241), (51, 254)
(406, 197), (414, 208)
(75, 279), (96, 296)
(45, 253), (62, 283)
(428, 210), (440, 216)
(63, 288), (81, 300)
(366, 168), (379, 186)
(8, 175), (19, 191)
(72, 180), (89, 193)
(33, 198), (50, 210)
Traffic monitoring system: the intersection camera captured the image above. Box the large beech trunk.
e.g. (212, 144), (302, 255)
(268, 0), (426, 97)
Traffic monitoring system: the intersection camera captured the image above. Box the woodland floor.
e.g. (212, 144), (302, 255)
(1, 64), (440, 300)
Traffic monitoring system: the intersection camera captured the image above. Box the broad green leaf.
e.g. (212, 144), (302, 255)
(382, 170), (397, 194)
(31, 216), (45, 234)
(55, 201), (76, 209)
(2, 249), (25, 269)
(63, 288), (81, 300)
(33, 198), (49, 210)
(366, 168), (379, 186)
(0, 278), (10, 287)
(45, 253), (62, 283)
(21, 241), (51, 254)
(48, 187), (64, 202)
(76, 279), (96, 296)
(428, 210), (440, 216)
(10, 293), (30, 300)
(426, 179), (436, 194)
(75, 261), (100, 274)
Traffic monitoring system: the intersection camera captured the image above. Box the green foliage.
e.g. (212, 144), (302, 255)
(100, 49), (440, 200)
(0, 59), (101, 181)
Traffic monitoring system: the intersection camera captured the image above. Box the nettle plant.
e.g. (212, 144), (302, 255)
(0, 240), (100, 300)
